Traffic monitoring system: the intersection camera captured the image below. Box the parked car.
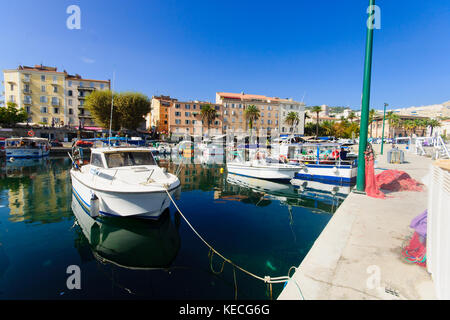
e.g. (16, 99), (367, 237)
(50, 139), (63, 147)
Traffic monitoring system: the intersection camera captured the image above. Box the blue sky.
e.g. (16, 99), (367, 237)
(1, 0), (449, 110)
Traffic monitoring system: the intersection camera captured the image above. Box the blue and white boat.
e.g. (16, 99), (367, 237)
(5, 137), (51, 159)
(277, 142), (358, 184)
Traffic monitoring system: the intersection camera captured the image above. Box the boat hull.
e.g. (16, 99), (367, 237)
(5, 148), (50, 159)
(71, 172), (180, 219)
(226, 163), (299, 180)
(294, 164), (357, 184)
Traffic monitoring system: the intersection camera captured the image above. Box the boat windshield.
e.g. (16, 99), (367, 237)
(104, 151), (156, 168)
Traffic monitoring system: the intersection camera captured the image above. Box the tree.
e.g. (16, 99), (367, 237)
(284, 112), (300, 134)
(114, 92), (151, 130)
(200, 104), (218, 136)
(428, 119), (441, 136)
(85, 90), (119, 130)
(348, 111), (356, 123)
(386, 112), (401, 138)
(310, 106), (322, 137)
(244, 104), (260, 135)
(85, 90), (150, 131)
(0, 102), (28, 127)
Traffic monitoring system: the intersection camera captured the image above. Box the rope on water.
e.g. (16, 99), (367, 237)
(164, 188), (305, 299)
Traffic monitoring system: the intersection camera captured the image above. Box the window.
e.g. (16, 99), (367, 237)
(90, 82), (94, 88)
(175, 119), (181, 124)
(261, 112), (264, 117)
(52, 117), (60, 124)
(24, 84), (30, 93)
(185, 112), (190, 117)
(69, 108), (73, 115)
(79, 82), (84, 87)
(268, 120), (272, 125)
(193, 104), (196, 109)
(52, 97), (59, 105)
(53, 107), (59, 114)
(68, 99), (73, 106)
(100, 83), (105, 90)
(53, 76), (57, 82)
(185, 104), (190, 109)
(232, 104), (235, 108)
(41, 75), (45, 81)
(69, 117), (74, 124)
(80, 100), (84, 106)
(268, 106), (272, 111)
(10, 84), (14, 91)
(261, 105), (265, 110)
(41, 85), (46, 92)
(261, 119), (264, 124)
(68, 90), (73, 96)
(105, 152), (156, 168)
(9, 95), (15, 102)
(175, 104), (180, 109)
(91, 153), (104, 168)
(164, 120), (167, 124)
(68, 81), (72, 87)
(175, 112), (181, 116)
(25, 107), (31, 114)
(40, 106), (48, 113)
(24, 96), (32, 104)
(214, 121), (219, 125)
(185, 120), (190, 125)
(215, 106), (220, 111)
(53, 86), (58, 93)
(40, 96), (47, 103)
(41, 117), (48, 124)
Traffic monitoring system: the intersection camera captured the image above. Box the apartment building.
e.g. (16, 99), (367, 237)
(148, 95), (178, 134)
(2, 65), (110, 128)
(168, 101), (223, 138)
(216, 92), (305, 135)
(65, 74), (110, 128)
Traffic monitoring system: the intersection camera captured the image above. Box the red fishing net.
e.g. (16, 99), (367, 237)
(375, 170), (423, 192)
(364, 144), (423, 198)
(365, 146), (386, 199)
(401, 231), (426, 267)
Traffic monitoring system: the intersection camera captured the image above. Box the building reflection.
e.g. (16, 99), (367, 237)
(0, 158), (72, 224)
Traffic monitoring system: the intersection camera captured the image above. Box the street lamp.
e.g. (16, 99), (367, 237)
(380, 102), (388, 155)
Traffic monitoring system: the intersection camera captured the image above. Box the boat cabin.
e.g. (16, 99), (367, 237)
(90, 148), (157, 169)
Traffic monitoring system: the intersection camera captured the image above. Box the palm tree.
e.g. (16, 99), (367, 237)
(386, 112), (399, 138)
(284, 111), (300, 134)
(200, 104), (218, 136)
(428, 119), (441, 136)
(310, 106), (322, 137)
(348, 111), (356, 123)
(244, 104), (260, 135)
(321, 120), (335, 137)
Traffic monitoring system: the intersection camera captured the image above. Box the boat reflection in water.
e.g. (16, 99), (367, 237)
(71, 195), (181, 270)
(226, 173), (350, 214)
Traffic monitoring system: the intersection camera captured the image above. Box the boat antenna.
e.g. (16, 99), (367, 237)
(108, 71), (116, 147)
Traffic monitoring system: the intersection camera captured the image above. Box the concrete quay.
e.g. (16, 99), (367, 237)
(278, 144), (435, 300)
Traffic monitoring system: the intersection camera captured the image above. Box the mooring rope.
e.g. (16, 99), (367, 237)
(164, 188), (305, 299)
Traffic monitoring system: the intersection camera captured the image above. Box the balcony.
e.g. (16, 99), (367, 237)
(22, 76), (31, 83)
(23, 99), (32, 105)
(78, 86), (95, 91)
(23, 89), (32, 94)
(51, 100), (60, 106)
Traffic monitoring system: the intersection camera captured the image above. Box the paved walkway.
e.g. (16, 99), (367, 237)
(278, 144), (435, 300)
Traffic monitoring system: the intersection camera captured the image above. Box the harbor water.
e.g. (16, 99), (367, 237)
(0, 155), (348, 299)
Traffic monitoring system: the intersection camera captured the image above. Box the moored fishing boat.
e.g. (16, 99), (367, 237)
(5, 137), (51, 159)
(226, 149), (299, 181)
(70, 146), (181, 219)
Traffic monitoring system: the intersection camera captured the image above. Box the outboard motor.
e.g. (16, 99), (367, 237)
(90, 193), (100, 218)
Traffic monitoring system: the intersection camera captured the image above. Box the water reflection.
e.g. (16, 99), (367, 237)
(71, 195), (181, 270)
(0, 157), (72, 224)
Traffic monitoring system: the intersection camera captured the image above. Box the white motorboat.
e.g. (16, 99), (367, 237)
(5, 137), (51, 159)
(70, 146), (181, 219)
(226, 150), (299, 180)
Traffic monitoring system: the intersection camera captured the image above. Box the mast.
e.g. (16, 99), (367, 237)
(108, 71), (116, 147)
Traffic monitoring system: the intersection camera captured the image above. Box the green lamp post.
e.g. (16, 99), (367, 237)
(356, 0), (377, 193)
(380, 103), (388, 155)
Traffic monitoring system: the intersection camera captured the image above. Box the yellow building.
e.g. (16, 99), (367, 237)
(2, 65), (110, 128)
